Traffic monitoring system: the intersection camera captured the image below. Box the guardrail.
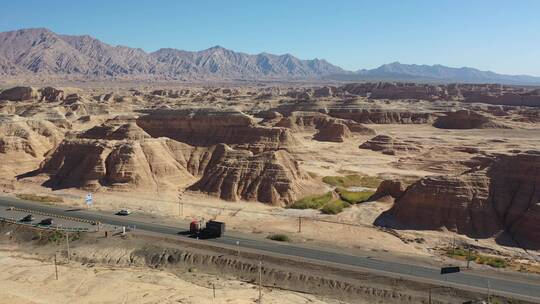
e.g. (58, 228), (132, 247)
(7, 206), (97, 225)
(0, 217), (90, 232)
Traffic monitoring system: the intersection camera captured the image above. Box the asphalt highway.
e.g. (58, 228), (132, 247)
(1, 195), (539, 302)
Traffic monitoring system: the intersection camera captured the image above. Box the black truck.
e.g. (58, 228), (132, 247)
(189, 220), (225, 239)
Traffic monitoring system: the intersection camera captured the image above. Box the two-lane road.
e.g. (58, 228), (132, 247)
(0, 195), (539, 302)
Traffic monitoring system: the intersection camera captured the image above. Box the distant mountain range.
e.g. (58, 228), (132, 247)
(1, 28), (539, 85)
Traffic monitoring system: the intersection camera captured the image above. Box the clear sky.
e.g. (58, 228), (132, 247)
(1, 0), (539, 76)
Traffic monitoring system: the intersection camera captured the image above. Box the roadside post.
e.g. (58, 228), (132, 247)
(236, 241), (240, 257)
(54, 253), (59, 280)
(85, 193), (93, 208)
(65, 231), (70, 262)
(298, 217), (302, 233)
(258, 259), (262, 303)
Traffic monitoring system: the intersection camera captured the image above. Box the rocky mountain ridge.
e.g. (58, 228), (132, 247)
(0, 28), (343, 80)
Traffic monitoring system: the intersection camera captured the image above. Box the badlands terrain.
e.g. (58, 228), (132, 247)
(1, 81), (540, 302)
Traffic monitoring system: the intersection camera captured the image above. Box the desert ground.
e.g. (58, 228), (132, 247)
(0, 244), (344, 304)
(1, 82), (540, 302)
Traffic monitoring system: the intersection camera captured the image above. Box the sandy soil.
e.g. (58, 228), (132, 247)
(0, 245), (343, 304)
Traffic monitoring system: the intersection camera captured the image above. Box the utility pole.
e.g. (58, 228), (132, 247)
(258, 260), (262, 303)
(65, 231), (70, 262)
(487, 280), (491, 304)
(54, 253), (59, 280)
(466, 244), (471, 269)
(428, 288), (432, 304)
(178, 193), (184, 217)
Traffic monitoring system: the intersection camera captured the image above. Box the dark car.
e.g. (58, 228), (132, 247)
(20, 214), (34, 222)
(39, 218), (54, 225)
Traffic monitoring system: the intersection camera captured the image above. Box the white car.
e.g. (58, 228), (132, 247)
(117, 209), (131, 216)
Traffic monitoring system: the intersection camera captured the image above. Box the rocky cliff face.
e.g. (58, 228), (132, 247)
(379, 152), (540, 249)
(327, 108), (433, 124)
(189, 144), (313, 205)
(0, 115), (63, 178)
(136, 109), (298, 153)
(433, 110), (510, 129)
(313, 122), (351, 143)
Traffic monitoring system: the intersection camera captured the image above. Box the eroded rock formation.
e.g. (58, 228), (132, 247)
(136, 109), (298, 152)
(0, 114), (63, 178)
(379, 152), (540, 249)
(328, 108), (433, 124)
(313, 122), (351, 142)
(0, 86), (38, 101)
(359, 135), (422, 155)
(433, 110), (510, 129)
(189, 144), (314, 205)
(36, 116), (317, 204)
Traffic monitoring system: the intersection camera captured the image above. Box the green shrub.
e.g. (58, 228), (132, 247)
(267, 234), (291, 242)
(321, 199), (351, 215)
(322, 175), (381, 188)
(336, 188), (375, 204)
(290, 192), (333, 209)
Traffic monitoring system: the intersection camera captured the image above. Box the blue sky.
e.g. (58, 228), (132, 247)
(1, 0), (539, 75)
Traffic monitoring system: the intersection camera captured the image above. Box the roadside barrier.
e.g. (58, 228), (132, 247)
(0, 217), (90, 232)
(8, 207), (97, 225)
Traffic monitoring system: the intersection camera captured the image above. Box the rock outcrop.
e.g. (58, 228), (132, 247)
(328, 108), (433, 124)
(313, 122), (351, 142)
(39, 137), (213, 191)
(370, 179), (406, 201)
(136, 109), (298, 152)
(38, 87), (64, 102)
(340, 82), (448, 100)
(313, 86), (336, 98)
(359, 135), (422, 155)
(433, 110), (510, 129)
(378, 152), (540, 249)
(275, 111), (374, 136)
(189, 144), (314, 205)
(0, 115), (63, 178)
(0, 86), (38, 101)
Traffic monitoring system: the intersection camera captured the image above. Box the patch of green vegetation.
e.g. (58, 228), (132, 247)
(444, 247), (508, 268)
(267, 233), (291, 242)
(322, 174), (382, 189)
(477, 255), (508, 268)
(336, 188), (375, 204)
(321, 199), (351, 215)
(16, 193), (63, 203)
(47, 230), (65, 243)
(290, 192), (333, 209)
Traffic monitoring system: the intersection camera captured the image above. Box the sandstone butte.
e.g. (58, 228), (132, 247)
(433, 109), (511, 129)
(378, 151), (540, 249)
